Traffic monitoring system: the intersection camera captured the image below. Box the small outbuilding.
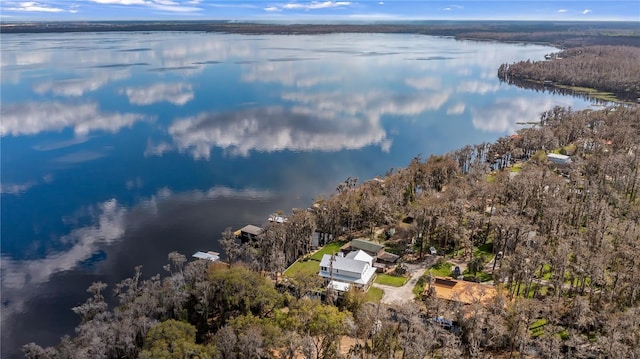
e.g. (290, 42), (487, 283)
(235, 224), (263, 242)
(546, 153), (572, 165)
(192, 251), (220, 262)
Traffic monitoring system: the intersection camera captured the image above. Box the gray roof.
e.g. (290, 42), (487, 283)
(240, 224), (262, 236)
(320, 254), (368, 274)
(377, 251), (400, 263)
(350, 238), (384, 253)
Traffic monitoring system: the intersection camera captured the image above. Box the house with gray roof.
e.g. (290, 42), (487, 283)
(342, 238), (400, 271)
(318, 250), (377, 292)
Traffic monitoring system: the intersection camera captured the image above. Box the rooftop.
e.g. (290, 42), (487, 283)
(239, 224), (263, 236)
(320, 254), (369, 274)
(348, 238), (384, 253)
(345, 249), (374, 263)
(427, 277), (497, 305)
(192, 251), (220, 262)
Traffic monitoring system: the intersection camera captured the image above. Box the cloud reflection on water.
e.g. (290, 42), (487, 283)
(121, 82), (194, 106)
(470, 97), (574, 133)
(0, 185), (273, 304)
(168, 105), (390, 159)
(33, 70), (130, 97)
(0, 102), (148, 137)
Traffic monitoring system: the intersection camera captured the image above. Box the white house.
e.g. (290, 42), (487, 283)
(547, 153), (572, 165)
(318, 250), (377, 292)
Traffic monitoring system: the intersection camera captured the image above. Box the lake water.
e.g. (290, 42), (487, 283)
(1, 31), (594, 357)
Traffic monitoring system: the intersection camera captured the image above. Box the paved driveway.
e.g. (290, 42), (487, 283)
(373, 258), (436, 305)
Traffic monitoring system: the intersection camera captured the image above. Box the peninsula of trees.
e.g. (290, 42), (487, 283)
(498, 46), (640, 102)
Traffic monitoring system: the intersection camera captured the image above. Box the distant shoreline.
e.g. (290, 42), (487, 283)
(2, 21), (640, 48)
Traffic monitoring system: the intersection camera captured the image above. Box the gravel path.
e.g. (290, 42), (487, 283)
(374, 258), (436, 305)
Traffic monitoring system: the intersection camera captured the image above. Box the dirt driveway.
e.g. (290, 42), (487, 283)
(373, 257), (437, 305)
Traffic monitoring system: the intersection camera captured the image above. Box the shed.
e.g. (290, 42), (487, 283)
(237, 224), (263, 242)
(192, 251), (220, 262)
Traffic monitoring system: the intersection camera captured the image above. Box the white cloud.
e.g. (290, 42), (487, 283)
(378, 1), (383, 4)
(34, 70), (130, 97)
(1, 199), (126, 290)
(405, 76), (442, 90)
(121, 82), (194, 106)
(144, 140), (174, 157)
(442, 4), (462, 11)
(557, 9), (567, 13)
(89, 0), (202, 12)
(0, 102), (148, 137)
(0, 181), (37, 195)
(272, 1), (350, 11)
(471, 97), (573, 133)
(167, 105), (389, 159)
(265, 6), (281, 11)
(5, 1), (65, 12)
(582, 9), (591, 14)
(457, 81), (500, 94)
(90, 0), (147, 4)
(446, 102), (466, 115)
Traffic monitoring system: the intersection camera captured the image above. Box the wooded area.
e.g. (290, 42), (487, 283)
(24, 103), (640, 358)
(498, 46), (640, 101)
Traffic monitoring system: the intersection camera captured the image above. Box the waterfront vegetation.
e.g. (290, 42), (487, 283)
(21, 25), (640, 359)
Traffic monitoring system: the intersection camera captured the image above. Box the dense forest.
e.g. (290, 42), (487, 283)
(498, 46), (640, 101)
(24, 103), (640, 358)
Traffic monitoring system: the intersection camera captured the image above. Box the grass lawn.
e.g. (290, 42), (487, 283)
(375, 274), (408, 287)
(283, 257), (321, 277)
(413, 274), (428, 297)
(366, 287), (384, 302)
(284, 241), (348, 277)
(429, 261), (455, 277)
(473, 243), (494, 263)
(309, 241), (348, 261)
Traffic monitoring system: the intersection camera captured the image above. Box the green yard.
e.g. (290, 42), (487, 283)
(284, 241), (348, 277)
(375, 273), (408, 287)
(366, 286), (384, 302)
(283, 257), (321, 277)
(429, 261), (455, 277)
(309, 241), (348, 261)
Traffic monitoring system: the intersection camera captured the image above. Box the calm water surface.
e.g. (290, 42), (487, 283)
(1, 32), (593, 357)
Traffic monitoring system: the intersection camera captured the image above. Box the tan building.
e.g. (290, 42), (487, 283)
(423, 277), (497, 305)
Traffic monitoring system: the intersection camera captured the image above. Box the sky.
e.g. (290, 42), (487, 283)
(1, 1), (639, 22)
